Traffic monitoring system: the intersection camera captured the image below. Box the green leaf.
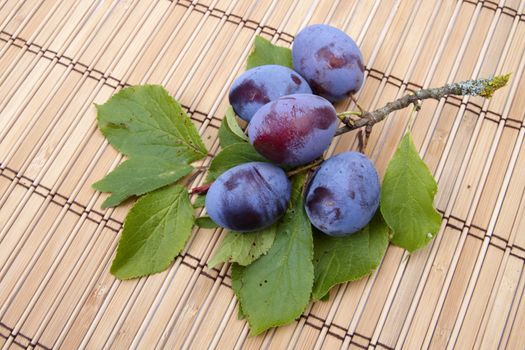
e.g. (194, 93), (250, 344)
(206, 143), (268, 181)
(219, 120), (244, 149)
(93, 157), (192, 209)
(218, 108), (248, 150)
(380, 132), (442, 252)
(320, 293), (330, 301)
(208, 226), (276, 268)
(237, 306), (246, 320)
(195, 216), (219, 229)
(312, 212), (389, 300)
(93, 85), (207, 207)
(246, 36), (293, 70)
(192, 195), (206, 208)
(96, 85), (207, 162)
(218, 107), (247, 149)
(225, 107), (247, 140)
(232, 265), (246, 320)
(231, 174), (313, 335)
(110, 185), (194, 279)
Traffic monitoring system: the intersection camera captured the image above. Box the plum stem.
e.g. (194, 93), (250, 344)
(351, 95), (365, 114)
(184, 168), (207, 190)
(189, 182), (213, 195)
(337, 110), (362, 118)
(335, 74), (510, 136)
(286, 157), (324, 176)
(337, 111), (362, 128)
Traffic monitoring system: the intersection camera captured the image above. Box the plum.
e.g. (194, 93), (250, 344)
(248, 94), (337, 167)
(229, 64), (312, 122)
(205, 162), (291, 232)
(305, 152), (380, 236)
(292, 24), (364, 102)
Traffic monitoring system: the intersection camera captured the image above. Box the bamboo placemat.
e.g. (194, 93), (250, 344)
(0, 0), (524, 349)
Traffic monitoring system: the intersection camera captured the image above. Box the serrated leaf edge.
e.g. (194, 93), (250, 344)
(380, 132), (441, 252)
(110, 185), (194, 279)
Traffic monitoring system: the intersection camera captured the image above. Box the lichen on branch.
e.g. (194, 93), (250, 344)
(335, 74), (510, 136)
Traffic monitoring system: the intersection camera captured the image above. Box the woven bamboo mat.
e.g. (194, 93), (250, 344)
(0, 0), (524, 348)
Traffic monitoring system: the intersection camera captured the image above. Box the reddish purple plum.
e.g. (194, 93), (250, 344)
(248, 94), (337, 167)
(292, 24), (365, 102)
(205, 162), (291, 232)
(229, 64), (312, 122)
(305, 152), (380, 236)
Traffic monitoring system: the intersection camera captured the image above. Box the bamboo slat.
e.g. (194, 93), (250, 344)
(1, 0), (525, 349)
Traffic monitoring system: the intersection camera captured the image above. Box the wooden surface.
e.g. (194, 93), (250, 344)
(0, 0), (525, 349)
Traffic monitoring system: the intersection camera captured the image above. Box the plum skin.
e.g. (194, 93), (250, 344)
(228, 64), (312, 122)
(305, 152), (380, 236)
(205, 162), (291, 232)
(248, 94), (337, 167)
(292, 24), (365, 102)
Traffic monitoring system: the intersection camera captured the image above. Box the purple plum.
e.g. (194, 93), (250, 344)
(248, 94), (337, 167)
(229, 64), (312, 122)
(305, 152), (380, 236)
(205, 162), (291, 232)
(292, 24), (365, 102)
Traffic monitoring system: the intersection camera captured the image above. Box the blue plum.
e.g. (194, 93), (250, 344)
(205, 162), (291, 232)
(305, 152), (380, 236)
(248, 94), (337, 167)
(292, 24), (365, 102)
(229, 64), (312, 122)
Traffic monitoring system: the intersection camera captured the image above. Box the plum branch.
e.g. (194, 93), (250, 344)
(191, 74), (511, 193)
(335, 74), (510, 136)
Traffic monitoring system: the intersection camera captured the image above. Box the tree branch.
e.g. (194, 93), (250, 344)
(334, 74), (510, 136)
